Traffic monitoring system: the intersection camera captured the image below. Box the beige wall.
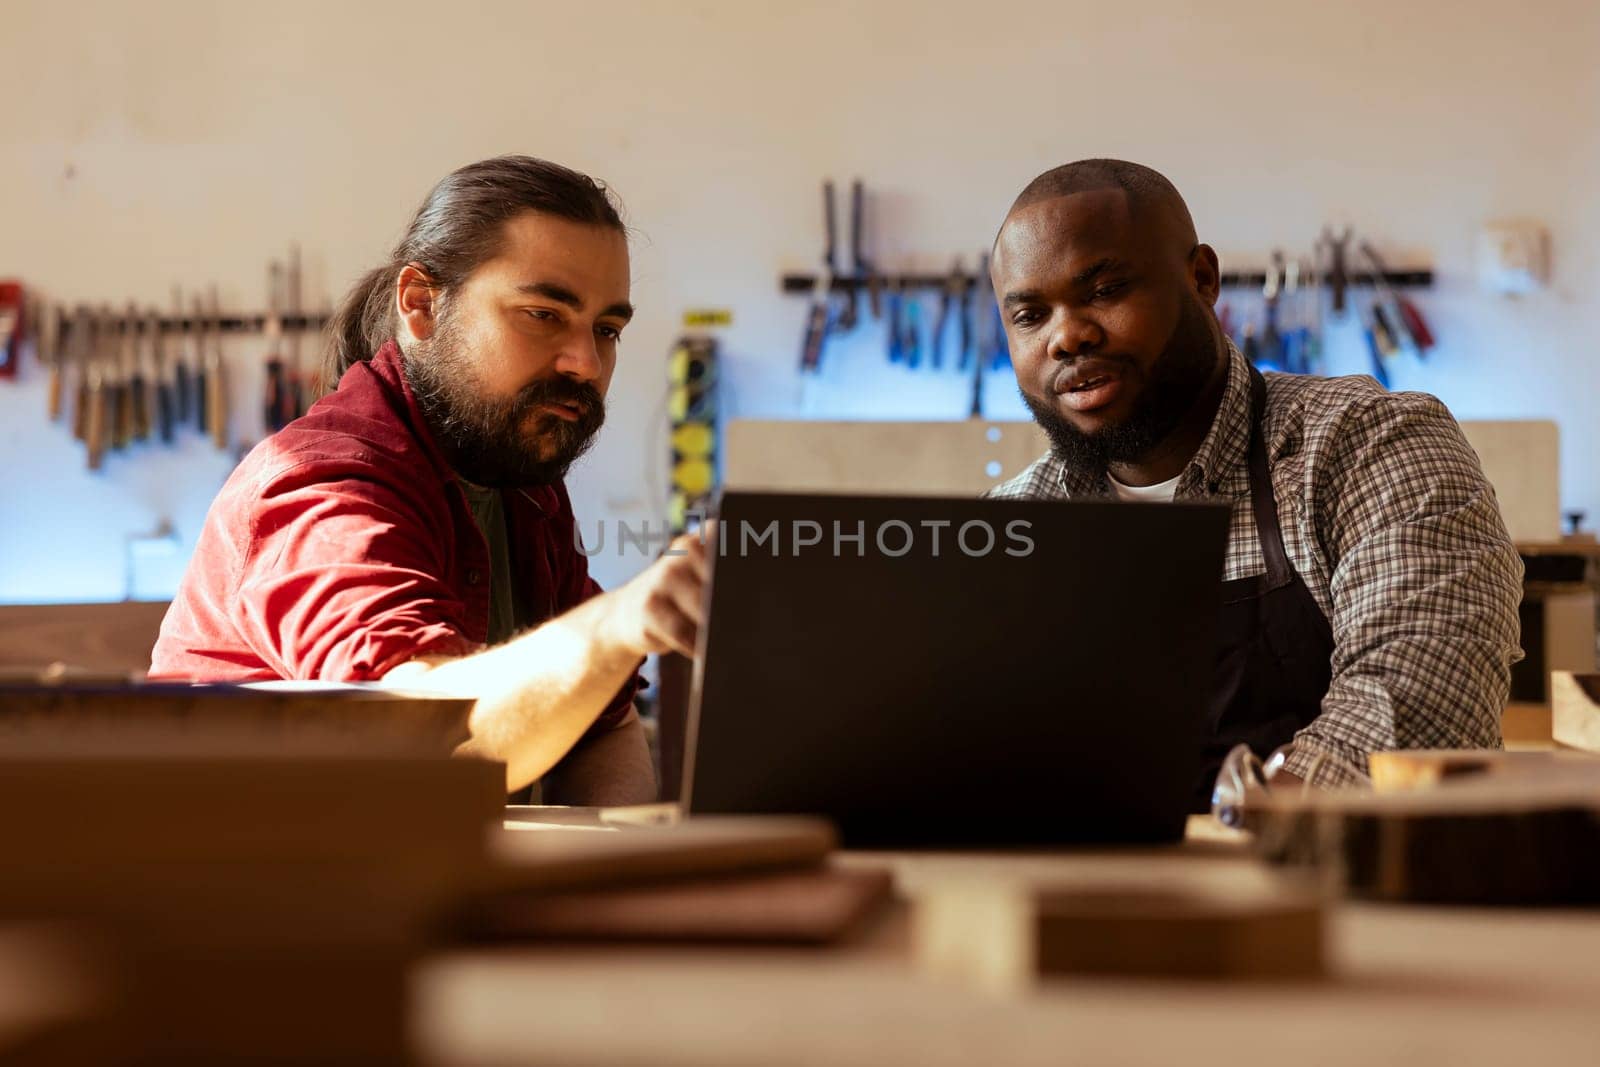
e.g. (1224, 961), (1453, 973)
(3, 0), (1596, 596)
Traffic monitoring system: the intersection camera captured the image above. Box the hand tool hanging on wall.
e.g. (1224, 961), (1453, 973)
(85, 307), (112, 470)
(1303, 248), (1325, 375)
(904, 294), (923, 370)
(1320, 227), (1353, 315)
(110, 306), (134, 451)
(37, 300), (64, 420)
(129, 306), (152, 443)
(0, 281), (23, 380)
(206, 286), (228, 451)
(956, 267), (975, 372)
(969, 254), (997, 417)
(1369, 300), (1401, 358)
(1359, 241), (1435, 354)
(192, 293), (210, 435)
(264, 260), (290, 433)
(933, 259), (966, 370)
(799, 181), (839, 373)
(287, 244), (309, 418)
(837, 183), (860, 332)
(884, 278), (904, 363)
(71, 308), (93, 442)
(149, 308), (176, 444)
(986, 298), (1009, 371)
(171, 287), (192, 425)
(1279, 259), (1304, 375)
(847, 180), (881, 326)
(1259, 251), (1284, 367)
(1362, 304), (1393, 389)
(972, 251), (1011, 371)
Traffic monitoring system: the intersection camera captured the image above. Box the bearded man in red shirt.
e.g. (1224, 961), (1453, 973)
(152, 156), (706, 804)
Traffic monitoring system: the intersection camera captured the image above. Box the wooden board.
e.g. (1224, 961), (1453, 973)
(0, 752), (506, 1063)
(1502, 701), (1553, 747)
(0, 680), (475, 757)
(1458, 420), (1561, 543)
(0, 924), (114, 1064)
(457, 865), (893, 945)
(414, 888), (1600, 1067)
(0, 601), (171, 676)
(725, 419), (1048, 496)
(724, 418), (1558, 541)
(1252, 774), (1600, 904)
(1553, 671), (1600, 752)
(914, 880), (1323, 993)
(488, 813), (837, 893)
(1367, 748), (1595, 791)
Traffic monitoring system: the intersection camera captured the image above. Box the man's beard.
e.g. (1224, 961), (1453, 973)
(1021, 295), (1219, 474)
(403, 311), (606, 489)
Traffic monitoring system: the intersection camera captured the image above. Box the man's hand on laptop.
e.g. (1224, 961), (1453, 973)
(600, 524), (713, 658)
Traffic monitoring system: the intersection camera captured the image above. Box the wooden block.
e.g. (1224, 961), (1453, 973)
(0, 601), (171, 676)
(1459, 419), (1560, 543)
(488, 814), (837, 893)
(725, 420), (1048, 495)
(456, 865), (893, 945)
(1368, 749), (1595, 792)
(1252, 776), (1600, 905)
(1503, 701), (1554, 747)
(0, 679), (475, 757)
(0, 754), (504, 870)
(0, 924), (115, 1065)
(0, 752), (506, 1063)
(914, 880), (1324, 993)
(1553, 672), (1600, 753)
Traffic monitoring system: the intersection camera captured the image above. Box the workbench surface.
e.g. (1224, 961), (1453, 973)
(413, 815), (1600, 1066)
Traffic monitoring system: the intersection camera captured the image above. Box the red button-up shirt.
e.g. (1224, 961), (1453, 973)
(150, 341), (637, 731)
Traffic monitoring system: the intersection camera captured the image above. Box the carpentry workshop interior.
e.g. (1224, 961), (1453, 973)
(4, 1), (1600, 1063)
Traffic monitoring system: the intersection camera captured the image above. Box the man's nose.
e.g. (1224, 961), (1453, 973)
(552, 330), (603, 383)
(1047, 310), (1105, 360)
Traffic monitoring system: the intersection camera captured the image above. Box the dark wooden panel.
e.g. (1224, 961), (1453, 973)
(0, 602), (171, 675)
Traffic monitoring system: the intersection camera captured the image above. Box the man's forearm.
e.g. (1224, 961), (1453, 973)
(543, 711), (657, 806)
(385, 593), (641, 789)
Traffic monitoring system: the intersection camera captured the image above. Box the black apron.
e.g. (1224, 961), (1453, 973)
(1194, 367), (1335, 811)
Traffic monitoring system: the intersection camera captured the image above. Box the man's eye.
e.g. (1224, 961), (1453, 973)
(525, 308), (558, 323)
(597, 325), (623, 341)
(1092, 281), (1127, 300)
(1011, 310), (1043, 329)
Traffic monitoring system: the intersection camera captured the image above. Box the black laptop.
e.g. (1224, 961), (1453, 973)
(681, 491), (1230, 846)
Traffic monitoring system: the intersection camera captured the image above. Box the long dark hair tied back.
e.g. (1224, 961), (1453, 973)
(321, 155), (624, 394)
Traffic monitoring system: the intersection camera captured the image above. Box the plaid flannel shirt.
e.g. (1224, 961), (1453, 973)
(988, 342), (1525, 787)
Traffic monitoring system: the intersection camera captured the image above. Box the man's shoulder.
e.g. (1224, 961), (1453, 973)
(1263, 371), (1461, 452)
(225, 389), (445, 506)
(985, 452), (1066, 500)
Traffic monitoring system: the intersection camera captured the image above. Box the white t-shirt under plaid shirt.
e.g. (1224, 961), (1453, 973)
(987, 341), (1525, 787)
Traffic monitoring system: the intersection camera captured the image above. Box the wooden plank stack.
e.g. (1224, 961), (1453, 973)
(913, 876), (1326, 993)
(1253, 764), (1600, 906)
(0, 677), (507, 1064)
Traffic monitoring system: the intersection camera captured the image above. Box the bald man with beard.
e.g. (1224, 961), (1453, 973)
(987, 159), (1523, 807)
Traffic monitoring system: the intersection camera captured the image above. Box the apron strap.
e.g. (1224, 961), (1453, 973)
(1244, 367), (1294, 589)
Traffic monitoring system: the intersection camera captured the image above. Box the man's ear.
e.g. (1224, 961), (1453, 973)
(396, 263), (439, 342)
(1189, 244), (1222, 307)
